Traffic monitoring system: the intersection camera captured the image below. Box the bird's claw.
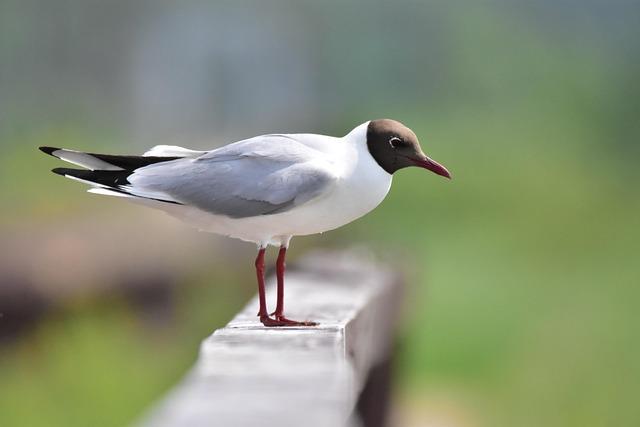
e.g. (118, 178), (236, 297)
(259, 314), (317, 327)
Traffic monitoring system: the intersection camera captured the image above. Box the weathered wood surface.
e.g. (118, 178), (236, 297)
(141, 249), (403, 427)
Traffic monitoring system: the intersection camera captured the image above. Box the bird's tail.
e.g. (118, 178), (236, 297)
(39, 146), (195, 204)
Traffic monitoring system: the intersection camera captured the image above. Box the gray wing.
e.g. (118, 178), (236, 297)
(126, 135), (336, 218)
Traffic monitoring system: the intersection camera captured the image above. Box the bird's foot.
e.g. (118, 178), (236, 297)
(259, 314), (317, 327)
(273, 314), (318, 327)
(259, 315), (287, 327)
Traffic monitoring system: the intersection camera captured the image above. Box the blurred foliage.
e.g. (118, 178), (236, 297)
(1, 2), (639, 427)
(0, 268), (249, 427)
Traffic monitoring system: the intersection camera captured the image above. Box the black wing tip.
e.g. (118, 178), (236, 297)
(49, 167), (183, 206)
(51, 167), (75, 176)
(39, 146), (60, 156)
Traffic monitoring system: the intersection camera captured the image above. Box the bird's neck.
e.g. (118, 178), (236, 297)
(344, 121), (371, 142)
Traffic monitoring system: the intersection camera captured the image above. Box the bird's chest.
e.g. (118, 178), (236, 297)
(337, 167), (390, 212)
(305, 155), (392, 230)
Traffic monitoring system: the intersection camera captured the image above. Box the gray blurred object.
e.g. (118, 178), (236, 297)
(0, 214), (227, 340)
(140, 249), (404, 427)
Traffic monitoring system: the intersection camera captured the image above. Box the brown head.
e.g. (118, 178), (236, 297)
(366, 119), (451, 178)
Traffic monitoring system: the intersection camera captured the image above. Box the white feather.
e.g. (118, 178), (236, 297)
(51, 149), (124, 171)
(87, 188), (134, 198)
(142, 145), (205, 158)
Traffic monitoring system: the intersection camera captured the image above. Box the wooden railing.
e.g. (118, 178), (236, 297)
(141, 249), (403, 427)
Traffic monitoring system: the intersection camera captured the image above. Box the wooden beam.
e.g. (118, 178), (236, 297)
(141, 249), (403, 427)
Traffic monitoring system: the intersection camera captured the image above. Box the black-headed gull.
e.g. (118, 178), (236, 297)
(40, 119), (450, 326)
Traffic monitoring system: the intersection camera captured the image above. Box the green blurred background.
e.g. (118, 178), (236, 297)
(1, 1), (638, 426)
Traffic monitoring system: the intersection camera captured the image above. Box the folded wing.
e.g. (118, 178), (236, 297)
(125, 135), (337, 218)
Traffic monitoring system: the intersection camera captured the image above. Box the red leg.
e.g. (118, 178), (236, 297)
(255, 248), (286, 327)
(255, 248), (268, 318)
(271, 246), (318, 327)
(272, 246), (286, 317)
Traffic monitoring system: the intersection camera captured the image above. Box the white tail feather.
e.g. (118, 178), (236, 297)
(143, 145), (205, 158)
(50, 149), (124, 171)
(87, 188), (135, 198)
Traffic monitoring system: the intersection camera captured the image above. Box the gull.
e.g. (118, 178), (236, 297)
(40, 119), (451, 326)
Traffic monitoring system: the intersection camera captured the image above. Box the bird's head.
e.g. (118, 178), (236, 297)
(366, 119), (451, 179)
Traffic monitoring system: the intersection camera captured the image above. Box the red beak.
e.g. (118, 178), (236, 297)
(412, 156), (451, 179)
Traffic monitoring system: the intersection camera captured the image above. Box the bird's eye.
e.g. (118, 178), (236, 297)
(389, 137), (403, 148)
